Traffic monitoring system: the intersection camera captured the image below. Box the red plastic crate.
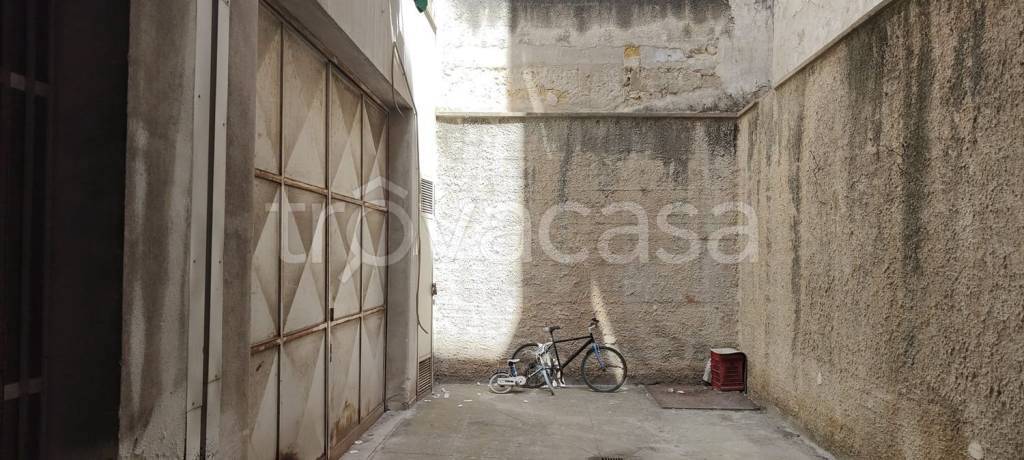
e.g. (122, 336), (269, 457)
(710, 348), (746, 392)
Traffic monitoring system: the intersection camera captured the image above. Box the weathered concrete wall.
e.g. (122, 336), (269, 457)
(436, 0), (772, 112)
(120, 0), (196, 455)
(434, 116), (744, 382)
(736, 0), (1024, 458)
(771, 0), (888, 81)
(433, 0), (761, 383)
(121, 0), (259, 456)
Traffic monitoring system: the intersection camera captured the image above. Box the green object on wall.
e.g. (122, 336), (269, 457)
(414, 0), (428, 13)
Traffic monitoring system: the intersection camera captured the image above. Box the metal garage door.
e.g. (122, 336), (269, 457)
(250, 6), (388, 458)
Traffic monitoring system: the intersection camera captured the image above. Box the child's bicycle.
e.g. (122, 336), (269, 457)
(488, 342), (557, 395)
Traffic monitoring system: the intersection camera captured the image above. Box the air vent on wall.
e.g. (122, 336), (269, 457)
(416, 357), (433, 399)
(419, 178), (435, 216)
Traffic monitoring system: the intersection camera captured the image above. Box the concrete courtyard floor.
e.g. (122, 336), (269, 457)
(343, 383), (832, 460)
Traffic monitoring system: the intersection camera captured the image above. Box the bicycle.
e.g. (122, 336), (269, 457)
(488, 342), (557, 395)
(512, 318), (627, 392)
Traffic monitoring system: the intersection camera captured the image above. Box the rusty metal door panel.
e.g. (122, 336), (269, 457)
(249, 348), (279, 460)
(361, 100), (387, 207)
(330, 200), (361, 319)
(361, 209), (387, 310)
(281, 186), (326, 333)
(282, 28), (326, 188)
(256, 8), (281, 174)
(280, 331), (326, 459)
(360, 311), (386, 418)
(329, 72), (362, 199)
(328, 318), (360, 446)
(251, 178), (281, 342)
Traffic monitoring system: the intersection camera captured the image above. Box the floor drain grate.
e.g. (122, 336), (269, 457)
(588, 457), (625, 460)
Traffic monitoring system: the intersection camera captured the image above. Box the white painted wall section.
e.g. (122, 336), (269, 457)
(772, 0), (890, 82)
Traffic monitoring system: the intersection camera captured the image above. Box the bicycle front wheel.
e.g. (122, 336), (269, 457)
(581, 346), (627, 392)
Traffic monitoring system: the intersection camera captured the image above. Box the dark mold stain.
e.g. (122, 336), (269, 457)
(706, 121), (736, 157)
(896, 0), (935, 370)
(745, 109), (760, 175)
(684, 0), (729, 25)
(845, 13), (888, 153)
(557, 121), (577, 204)
(613, 2), (634, 29)
(649, 120), (695, 185)
(508, 0), (725, 33)
(787, 81), (806, 359)
(574, 4), (591, 33)
(899, 0), (933, 277)
(949, 0), (987, 107)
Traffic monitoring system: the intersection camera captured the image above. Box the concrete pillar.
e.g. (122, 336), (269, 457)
(385, 109), (422, 410)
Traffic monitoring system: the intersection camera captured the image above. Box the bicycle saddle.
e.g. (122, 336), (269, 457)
(543, 325), (561, 333)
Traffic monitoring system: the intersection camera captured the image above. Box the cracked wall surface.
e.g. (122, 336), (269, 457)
(737, 0), (1024, 458)
(436, 0), (772, 112)
(434, 117), (742, 382)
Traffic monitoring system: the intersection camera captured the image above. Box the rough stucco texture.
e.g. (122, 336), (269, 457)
(436, 0), (772, 112)
(434, 117), (744, 382)
(736, 0), (1024, 458)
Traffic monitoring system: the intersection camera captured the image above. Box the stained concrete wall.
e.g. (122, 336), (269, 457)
(736, 0), (1024, 458)
(434, 116), (743, 382)
(433, 0), (766, 382)
(221, 0), (259, 455)
(120, 0), (198, 455)
(436, 0), (772, 112)
(121, 0), (257, 456)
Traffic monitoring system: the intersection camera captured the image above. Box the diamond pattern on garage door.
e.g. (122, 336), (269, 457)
(330, 200), (361, 318)
(282, 186), (325, 333)
(283, 28), (326, 188)
(251, 179), (280, 342)
(362, 101), (387, 207)
(362, 209), (386, 310)
(280, 332), (325, 459)
(331, 72), (362, 198)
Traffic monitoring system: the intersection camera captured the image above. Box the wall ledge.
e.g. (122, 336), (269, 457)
(436, 111), (738, 120)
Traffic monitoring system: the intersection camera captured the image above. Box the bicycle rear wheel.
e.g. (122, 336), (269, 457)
(488, 371), (513, 394)
(581, 346), (627, 392)
(511, 343), (545, 388)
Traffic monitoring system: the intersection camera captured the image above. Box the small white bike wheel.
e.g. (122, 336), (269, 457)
(488, 372), (513, 394)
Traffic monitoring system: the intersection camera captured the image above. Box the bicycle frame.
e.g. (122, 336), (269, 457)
(547, 329), (605, 380)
